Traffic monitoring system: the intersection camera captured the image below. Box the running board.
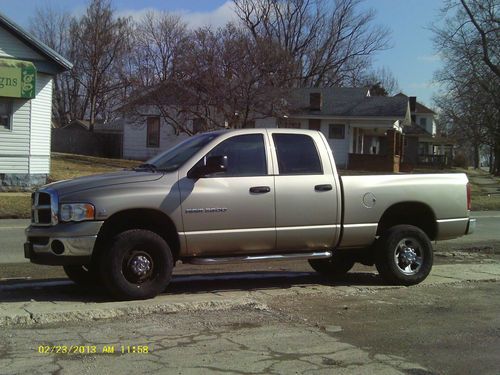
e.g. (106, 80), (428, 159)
(184, 251), (332, 265)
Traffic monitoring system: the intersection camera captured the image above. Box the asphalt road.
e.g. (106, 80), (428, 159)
(1, 212), (500, 264)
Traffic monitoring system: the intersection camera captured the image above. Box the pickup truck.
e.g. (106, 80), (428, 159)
(25, 129), (476, 300)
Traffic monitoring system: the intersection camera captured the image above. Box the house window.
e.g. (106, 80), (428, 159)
(419, 118), (427, 127)
(146, 116), (160, 148)
(0, 99), (13, 130)
(329, 124), (345, 139)
(192, 118), (206, 134)
(308, 119), (321, 131)
(309, 93), (322, 111)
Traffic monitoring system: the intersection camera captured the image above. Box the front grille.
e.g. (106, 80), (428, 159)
(31, 189), (58, 226)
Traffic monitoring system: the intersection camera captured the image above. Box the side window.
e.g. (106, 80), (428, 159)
(205, 134), (267, 177)
(273, 134), (323, 175)
(0, 99), (13, 130)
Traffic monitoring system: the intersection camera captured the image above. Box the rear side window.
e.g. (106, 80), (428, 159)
(206, 134), (267, 176)
(273, 134), (323, 175)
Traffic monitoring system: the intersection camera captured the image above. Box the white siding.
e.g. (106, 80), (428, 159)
(29, 74), (52, 173)
(0, 98), (31, 173)
(255, 117), (277, 128)
(0, 26), (43, 60)
(0, 74), (52, 174)
(123, 118), (189, 160)
(322, 121), (349, 168)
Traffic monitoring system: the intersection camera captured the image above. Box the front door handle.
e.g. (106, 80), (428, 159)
(315, 184), (332, 192)
(250, 186), (271, 194)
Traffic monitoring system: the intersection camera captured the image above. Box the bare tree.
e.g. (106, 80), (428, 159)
(359, 67), (400, 96)
(433, 0), (500, 173)
(126, 20), (295, 135)
(30, 5), (76, 126)
(131, 11), (189, 86)
(233, 0), (391, 87)
(71, 0), (132, 130)
(30, 0), (132, 130)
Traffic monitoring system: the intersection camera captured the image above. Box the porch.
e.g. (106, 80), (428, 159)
(348, 128), (404, 173)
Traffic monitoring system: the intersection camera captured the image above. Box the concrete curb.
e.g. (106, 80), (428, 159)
(0, 296), (269, 327)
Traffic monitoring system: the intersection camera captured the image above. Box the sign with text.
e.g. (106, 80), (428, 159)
(0, 58), (36, 99)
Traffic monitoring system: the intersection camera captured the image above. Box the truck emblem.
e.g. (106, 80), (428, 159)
(185, 208), (228, 214)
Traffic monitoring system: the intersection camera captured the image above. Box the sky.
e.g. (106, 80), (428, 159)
(0, 0), (445, 107)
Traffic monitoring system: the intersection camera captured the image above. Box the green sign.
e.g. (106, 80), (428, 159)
(0, 58), (37, 99)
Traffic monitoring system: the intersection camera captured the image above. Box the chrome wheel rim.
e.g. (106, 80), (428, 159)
(394, 238), (423, 275)
(123, 251), (154, 283)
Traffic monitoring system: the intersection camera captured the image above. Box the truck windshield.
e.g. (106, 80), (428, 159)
(136, 132), (221, 172)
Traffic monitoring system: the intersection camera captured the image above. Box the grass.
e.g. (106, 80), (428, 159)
(0, 156), (499, 219)
(49, 153), (140, 181)
(0, 153), (140, 219)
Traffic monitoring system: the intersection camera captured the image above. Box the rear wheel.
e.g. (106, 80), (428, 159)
(100, 229), (173, 300)
(308, 253), (355, 278)
(375, 225), (433, 285)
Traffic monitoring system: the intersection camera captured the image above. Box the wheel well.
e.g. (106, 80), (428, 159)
(93, 209), (180, 262)
(377, 202), (437, 240)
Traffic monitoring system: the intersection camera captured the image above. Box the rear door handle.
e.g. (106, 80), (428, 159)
(250, 186), (271, 194)
(315, 184), (332, 192)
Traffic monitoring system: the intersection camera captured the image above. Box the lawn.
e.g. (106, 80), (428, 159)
(0, 153), (140, 219)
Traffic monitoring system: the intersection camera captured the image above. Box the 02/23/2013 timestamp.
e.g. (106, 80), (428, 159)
(37, 345), (150, 354)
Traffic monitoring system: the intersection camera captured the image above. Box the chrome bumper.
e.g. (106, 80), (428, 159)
(466, 218), (476, 235)
(24, 221), (103, 265)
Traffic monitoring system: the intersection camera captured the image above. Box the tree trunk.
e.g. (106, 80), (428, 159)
(473, 143), (480, 169)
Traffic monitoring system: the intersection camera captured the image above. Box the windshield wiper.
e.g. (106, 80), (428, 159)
(134, 163), (158, 172)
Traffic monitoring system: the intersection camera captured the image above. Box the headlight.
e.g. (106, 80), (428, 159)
(60, 203), (95, 222)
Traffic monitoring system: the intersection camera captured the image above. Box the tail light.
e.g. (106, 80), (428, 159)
(466, 182), (472, 211)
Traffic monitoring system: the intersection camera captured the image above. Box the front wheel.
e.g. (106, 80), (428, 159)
(63, 264), (100, 288)
(375, 225), (433, 285)
(100, 229), (173, 300)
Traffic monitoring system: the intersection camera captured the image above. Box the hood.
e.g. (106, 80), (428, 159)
(44, 170), (165, 197)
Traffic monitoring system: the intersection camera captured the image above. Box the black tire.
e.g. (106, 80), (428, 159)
(308, 253), (355, 278)
(63, 264), (100, 288)
(375, 225), (433, 285)
(100, 229), (173, 300)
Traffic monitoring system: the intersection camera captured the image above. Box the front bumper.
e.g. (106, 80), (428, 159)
(24, 221), (104, 265)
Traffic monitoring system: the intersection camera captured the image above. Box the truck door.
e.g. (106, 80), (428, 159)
(178, 133), (276, 256)
(270, 131), (340, 251)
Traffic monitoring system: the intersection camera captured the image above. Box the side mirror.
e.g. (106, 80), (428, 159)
(187, 155), (228, 179)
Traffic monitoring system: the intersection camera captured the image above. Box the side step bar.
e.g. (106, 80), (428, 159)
(184, 251), (332, 265)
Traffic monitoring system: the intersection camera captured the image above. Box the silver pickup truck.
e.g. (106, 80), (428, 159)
(25, 129), (475, 300)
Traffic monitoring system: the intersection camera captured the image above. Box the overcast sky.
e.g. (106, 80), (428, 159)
(1, 0), (445, 107)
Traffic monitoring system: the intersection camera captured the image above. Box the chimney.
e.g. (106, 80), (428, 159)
(409, 97), (417, 112)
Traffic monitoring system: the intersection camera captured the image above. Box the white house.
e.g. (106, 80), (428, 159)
(0, 12), (72, 190)
(256, 88), (411, 171)
(121, 87), (411, 172)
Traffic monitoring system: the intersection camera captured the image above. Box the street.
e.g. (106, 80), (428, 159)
(0, 214), (499, 374)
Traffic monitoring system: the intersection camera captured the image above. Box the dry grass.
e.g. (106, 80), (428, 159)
(0, 194), (31, 219)
(49, 153), (140, 181)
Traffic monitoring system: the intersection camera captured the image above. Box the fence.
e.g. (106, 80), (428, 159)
(51, 129), (123, 158)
